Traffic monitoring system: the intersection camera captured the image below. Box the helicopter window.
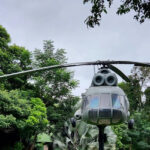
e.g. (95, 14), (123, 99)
(125, 96), (129, 109)
(82, 97), (89, 111)
(89, 96), (100, 109)
(124, 96), (129, 112)
(124, 98), (127, 112)
(120, 96), (125, 110)
(112, 94), (121, 109)
(100, 94), (111, 108)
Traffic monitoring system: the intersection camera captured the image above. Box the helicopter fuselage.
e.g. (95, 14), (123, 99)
(81, 86), (129, 125)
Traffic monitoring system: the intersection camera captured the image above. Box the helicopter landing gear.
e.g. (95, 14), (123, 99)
(128, 119), (134, 129)
(70, 117), (76, 128)
(97, 125), (107, 150)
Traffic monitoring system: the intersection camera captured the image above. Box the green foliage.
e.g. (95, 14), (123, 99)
(144, 87), (150, 108)
(0, 114), (16, 128)
(118, 78), (142, 113)
(0, 90), (48, 145)
(83, 0), (150, 27)
(0, 26), (32, 90)
(51, 101), (116, 150)
(129, 112), (150, 150)
(112, 124), (131, 150)
(0, 25), (79, 149)
(13, 142), (24, 150)
(53, 120), (116, 150)
(35, 143), (43, 150)
(32, 40), (79, 134)
(0, 90), (31, 129)
(113, 112), (150, 150)
(26, 98), (48, 127)
(114, 66), (150, 150)
(37, 133), (51, 143)
(0, 25), (10, 48)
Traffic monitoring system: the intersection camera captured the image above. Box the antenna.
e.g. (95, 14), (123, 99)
(93, 65), (96, 75)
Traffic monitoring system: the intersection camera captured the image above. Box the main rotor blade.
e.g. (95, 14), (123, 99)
(0, 61), (98, 79)
(0, 60), (150, 79)
(108, 64), (130, 82)
(106, 61), (150, 67)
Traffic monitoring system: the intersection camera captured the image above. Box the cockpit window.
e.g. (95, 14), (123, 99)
(124, 96), (129, 111)
(112, 94), (121, 109)
(89, 96), (99, 109)
(100, 94), (111, 107)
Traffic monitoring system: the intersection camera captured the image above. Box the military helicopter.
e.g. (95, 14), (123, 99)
(77, 67), (130, 125)
(0, 60), (150, 150)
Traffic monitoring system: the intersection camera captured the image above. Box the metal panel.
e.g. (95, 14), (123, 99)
(99, 109), (111, 118)
(100, 94), (111, 108)
(112, 109), (122, 123)
(88, 109), (98, 120)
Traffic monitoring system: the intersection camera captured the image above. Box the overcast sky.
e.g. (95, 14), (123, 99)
(0, 0), (150, 96)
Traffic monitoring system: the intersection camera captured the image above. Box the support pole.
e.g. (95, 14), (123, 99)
(98, 125), (105, 150)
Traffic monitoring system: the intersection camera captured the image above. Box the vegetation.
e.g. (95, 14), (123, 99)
(32, 40), (79, 135)
(113, 66), (150, 150)
(83, 0), (150, 27)
(0, 90), (48, 149)
(0, 25), (79, 149)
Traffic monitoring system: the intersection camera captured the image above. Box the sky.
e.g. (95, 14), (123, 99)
(0, 0), (150, 96)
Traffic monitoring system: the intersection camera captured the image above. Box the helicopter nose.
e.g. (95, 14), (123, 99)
(83, 108), (125, 125)
(87, 109), (112, 125)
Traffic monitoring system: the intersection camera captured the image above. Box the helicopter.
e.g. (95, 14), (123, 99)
(0, 60), (150, 150)
(74, 67), (130, 126)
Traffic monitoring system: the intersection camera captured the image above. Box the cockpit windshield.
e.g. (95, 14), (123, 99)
(88, 94), (111, 109)
(85, 93), (125, 109)
(100, 94), (111, 107)
(112, 94), (121, 109)
(112, 94), (125, 109)
(89, 96), (99, 109)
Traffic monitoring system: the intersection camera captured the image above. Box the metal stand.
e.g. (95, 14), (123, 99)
(97, 125), (105, 150)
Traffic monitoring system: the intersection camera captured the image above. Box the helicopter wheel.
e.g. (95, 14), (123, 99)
(70, 117), (76, 128)
(128, 119), (134, 129)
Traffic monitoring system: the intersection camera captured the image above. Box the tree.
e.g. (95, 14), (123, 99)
(113, 112), (150, 150)
(0, 25), (44, 149)
(112, 123), (131, 150)
(83, 0), (150, 28)
(32, 40), (79, 137)
(0, 25), (10, 49)
(0, 25), (32, 90)
(128, 112), (150, 150)
(0, 25), (79, 149)
(131, 66), (150, 88)
(119, 66), (150, 112)
(114, 66), (150, 150)
(0, 90), (48, 149)
(119, 77), (142, 113)
(144, 87), (150, 108)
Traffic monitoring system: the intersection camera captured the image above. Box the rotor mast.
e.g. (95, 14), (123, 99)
(98, 125), (105, 150)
